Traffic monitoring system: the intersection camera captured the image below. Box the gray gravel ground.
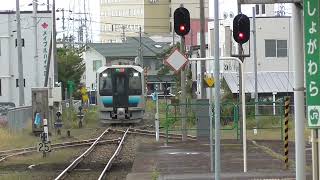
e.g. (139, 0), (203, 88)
(65, 130), (166, 180)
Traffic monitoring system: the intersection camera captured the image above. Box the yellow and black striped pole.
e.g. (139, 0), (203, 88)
(284, 96), (290, 169)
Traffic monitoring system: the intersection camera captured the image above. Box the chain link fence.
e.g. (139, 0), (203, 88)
(6, 106), (32, 132)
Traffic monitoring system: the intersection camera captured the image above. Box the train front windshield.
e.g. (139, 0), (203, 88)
(128, 70), (142, 95)
(99, 69), (113, 96)
(99, 68), (142, 96)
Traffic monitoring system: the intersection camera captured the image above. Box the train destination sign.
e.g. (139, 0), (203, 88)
(304, 0), (320, 127)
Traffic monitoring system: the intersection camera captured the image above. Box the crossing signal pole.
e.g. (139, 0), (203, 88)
(174, 6), (190, 141)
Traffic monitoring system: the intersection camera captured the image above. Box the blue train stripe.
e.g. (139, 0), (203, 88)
(101, 96), (113, 104)
(129, 96), (141, 105)
(101, 96), (140, 105)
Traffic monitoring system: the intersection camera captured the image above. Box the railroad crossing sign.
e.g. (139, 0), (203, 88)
(304, 0), (320, 127)
(164, 48), (188, 73)
(204, 75), (215, 87)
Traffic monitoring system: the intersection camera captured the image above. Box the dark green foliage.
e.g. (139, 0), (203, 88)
(57, 48), (85, 99)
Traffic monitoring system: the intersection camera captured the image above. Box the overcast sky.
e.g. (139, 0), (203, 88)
(2, 1), (291, 42)
(1, 0), (101, 41)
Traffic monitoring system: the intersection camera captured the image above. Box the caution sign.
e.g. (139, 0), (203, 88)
(204, 76), (215, 87)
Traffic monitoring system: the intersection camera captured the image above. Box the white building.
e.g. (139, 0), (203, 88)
(0, 11), (53, 107)
(199, 1), (293, 99)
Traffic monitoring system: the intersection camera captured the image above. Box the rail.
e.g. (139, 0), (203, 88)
(128, 128), (197, 140)
(0, 128), (196, 163)
(98, 128), (130, 180)
(55, 128), (111, 180)
(0, 138), (119, 163)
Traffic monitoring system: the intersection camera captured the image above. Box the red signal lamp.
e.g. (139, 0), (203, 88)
(238, 32), (245, 40)
(179, 25), (186, 32)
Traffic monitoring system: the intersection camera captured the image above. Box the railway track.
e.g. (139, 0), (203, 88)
(0, 127), (196, 163)
(0, 137), (119, 162)
(127, 128), (197, 140)
(54, 128), (130, 180)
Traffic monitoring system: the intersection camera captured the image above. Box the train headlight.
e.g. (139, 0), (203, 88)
(133, 73), (139, 77)
(102, 73), (108, 77)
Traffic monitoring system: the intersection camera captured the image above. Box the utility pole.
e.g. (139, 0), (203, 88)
(252, 7), (259, 121)
(139, 26), (143, 68)
(121, 25), (126, 43)
(16, 0), (25, 106)
(62, 9), (66, 47)
(52, 0), (58, 86)
(292, 3), (306, 180)
(199, 0), (206, 99)
(33, 0), (39, 87)
(44, 37), (53, 87)
(172, 28), (175, 45)
(84, 0), (88, 44)
(214, 0), (221, 178)
(47, 0), (50, 11)
(180, 35), (187, 141)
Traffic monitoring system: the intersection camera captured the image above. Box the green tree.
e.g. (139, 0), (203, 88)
(57, 48), (85, 99)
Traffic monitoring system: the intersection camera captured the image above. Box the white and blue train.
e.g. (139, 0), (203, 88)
(96, 65), (145, 124)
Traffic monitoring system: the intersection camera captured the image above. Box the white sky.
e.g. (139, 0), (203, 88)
(209, 0), (291, 18)
(1, 0), (101, 42)
(2, 1), (291, 42)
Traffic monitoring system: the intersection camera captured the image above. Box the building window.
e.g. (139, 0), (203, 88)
(15, 38), (25, 47)
(265, 39), (288, 57)
(262, 4), (266, 14)
(93, 60), (102, 71)
(276, 40), (288, 57)
(255, 4), (259, 15)
(16, 79), (26, 87)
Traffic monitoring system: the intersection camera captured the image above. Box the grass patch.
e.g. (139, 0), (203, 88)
(1, 147), (83, 166)
(151, 168), (160, 180)
(0, 108), (102, 151)
(0, 126), (38, 150)
(61, 106), (98, 129)
(0, 172), (56, 180)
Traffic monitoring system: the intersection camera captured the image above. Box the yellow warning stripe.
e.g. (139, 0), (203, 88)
(284, 96), (290, 169)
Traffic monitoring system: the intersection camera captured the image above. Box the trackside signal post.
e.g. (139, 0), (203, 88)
(233, 13), (250, 144)
(232, 13), (250, 173)
(174, 6), (190, 141)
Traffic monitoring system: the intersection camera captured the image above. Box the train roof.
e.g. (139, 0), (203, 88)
(97, 65), (143, 74)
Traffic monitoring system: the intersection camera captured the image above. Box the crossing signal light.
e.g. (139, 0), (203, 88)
(174, 7), (190, 36)
(233, 14), (250, 44)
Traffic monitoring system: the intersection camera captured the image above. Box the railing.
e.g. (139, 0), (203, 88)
(245, 101), (285, 141)
(7, 106), (32, 132)
(164, 102), (239, 142)
(164, 100), (286, 142)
